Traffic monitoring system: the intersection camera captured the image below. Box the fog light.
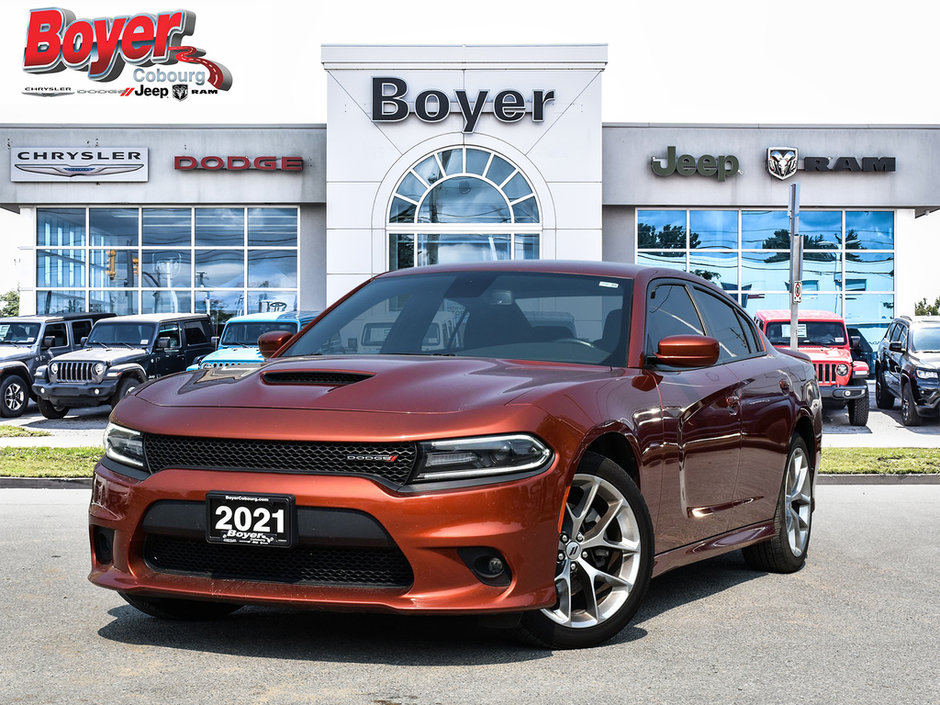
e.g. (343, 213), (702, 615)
(458, 547), (511, 587)
(486, 557), (505, 576)
(93, 526), (114, 565)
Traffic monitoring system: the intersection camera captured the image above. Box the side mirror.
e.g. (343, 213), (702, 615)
(211, 336), (220, 349)
(258, 330), (293, 359)
(850, 335), (861, 349)
(42, 336), (56, 348)
(652, 335), (720, 367)
(156, 338), (170, 350)
(889, 341), (904, 353)
(80, 336), (88, 346)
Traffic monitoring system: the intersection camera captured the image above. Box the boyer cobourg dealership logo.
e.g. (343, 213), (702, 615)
(22, 7), (232, 93)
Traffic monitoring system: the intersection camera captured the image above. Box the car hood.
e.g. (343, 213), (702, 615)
(911, 351), (940, 367)
(135, 355), (623, 413)
(200, 346), (263, 364)
(0, 346), (34, 360)
(52, 347), (149, 364)
(789, 345), (852, 362)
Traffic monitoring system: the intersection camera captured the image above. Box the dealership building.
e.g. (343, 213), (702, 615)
(2, 44), (939, 345)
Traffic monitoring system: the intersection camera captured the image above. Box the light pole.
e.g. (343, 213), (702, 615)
(789, 183), (802, 350)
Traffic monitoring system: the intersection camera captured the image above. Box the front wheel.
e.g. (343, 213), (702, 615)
(36, 398), (69, 419)
(901, 382), (922, 427)
(743, 436), (813, 573)
(847, 392), (869, 426)
(111, 376), (140, 406)
(119, 592), (242, 620)
(0, 374), (28, 418)
(518, 453), (653, 649)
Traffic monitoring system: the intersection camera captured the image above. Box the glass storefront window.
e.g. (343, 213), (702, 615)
(37, 207), (298, 317)
(142, 290), (191, 314)
(195, 290), (243, 329)
(89, 208), (138, 247)
(690, 210), (737, 249)
(742, 210), (789, 249)
(799, 211), (841, 249)
(195, 250), (244, 288)
(248, 250), (297, 288)
(845, 211), (894, 249)
(844, 293), (895, 324)
(143, 208), (191, 246)
(195, 208), (244, 246)
(637, 250), (687, 270)
(36, 290), (84, 314)
(37, 208), (84, 247)
(89, 248), (137, 288)
(248, 291), (298, 313)
(37, 249), (85, 287)
(689, 251), (737, 289)
(740, 292), (842, 317)
(388, 147), (540, 271)
(248, 208), (297, 247)
(843, 252), (894, 292)
(638, 211), (686, 249)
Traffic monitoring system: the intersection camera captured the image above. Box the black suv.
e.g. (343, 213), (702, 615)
(32, 313), (215, 419)
(875, 315), (940, 426)
(0, 312), (114, 417)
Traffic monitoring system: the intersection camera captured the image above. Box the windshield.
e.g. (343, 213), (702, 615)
(0, 322), (41, 345)
(765, 320), (847, 347)
(221, 321), (297, 346)
(283, 271), (632, 366)
(911, 326), (940, 353)
(86, 322), (156, 347)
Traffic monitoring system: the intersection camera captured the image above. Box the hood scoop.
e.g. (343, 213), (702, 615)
(260, 370), (373, 387)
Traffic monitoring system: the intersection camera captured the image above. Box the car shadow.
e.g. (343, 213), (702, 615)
(96, 551), (761, 660)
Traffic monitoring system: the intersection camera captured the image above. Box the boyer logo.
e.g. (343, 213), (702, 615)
(22, 7), (232, 91)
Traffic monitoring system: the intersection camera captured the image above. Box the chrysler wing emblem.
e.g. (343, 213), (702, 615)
(13, 164), (144, 178)
(767, 148), (798, 180)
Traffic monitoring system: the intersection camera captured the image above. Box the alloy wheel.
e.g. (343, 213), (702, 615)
(4, 380), (25, 414)
(785, 446), (812, 557)
(541, 473), (642, 629)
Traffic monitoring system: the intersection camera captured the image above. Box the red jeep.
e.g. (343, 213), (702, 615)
(755, 309), (870, 425)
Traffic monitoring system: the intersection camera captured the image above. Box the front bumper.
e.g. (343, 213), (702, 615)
(88, 462), (563, 614)
(818, 383), (867, 401)
(33, 379), (120, 407)
(912, 382), (940, 414)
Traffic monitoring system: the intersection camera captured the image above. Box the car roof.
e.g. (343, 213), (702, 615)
(223, 311), (319, 324)
(378, 259), (649, 279)
(899, 315), (940, 326)
(92, 313), (210, 324)
(0, 312), (114, 323)
(754, 309), (845, 322)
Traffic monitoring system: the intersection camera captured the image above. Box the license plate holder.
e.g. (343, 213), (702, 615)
(206, 492), (294, 547)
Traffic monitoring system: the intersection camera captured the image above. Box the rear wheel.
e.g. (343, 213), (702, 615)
(517, 453), (653, 649)
(119, 592), (242, 620)
(901, 381), (922, 427)
(875, 369), (894, 409)
(0, 374), (28, 418)
(36, 398), (69, 419)
(847, 392), (869, 426)
(743, 436), (813, 573)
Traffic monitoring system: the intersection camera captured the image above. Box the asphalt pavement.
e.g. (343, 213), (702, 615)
(0, 484), (936, 705)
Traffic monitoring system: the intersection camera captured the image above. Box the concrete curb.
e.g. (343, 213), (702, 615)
(1, 474), (938, 490)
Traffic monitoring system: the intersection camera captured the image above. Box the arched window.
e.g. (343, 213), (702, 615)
(388, 147), (541, 269)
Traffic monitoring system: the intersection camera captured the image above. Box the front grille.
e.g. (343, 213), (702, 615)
(203, 361), (256, 368)
(261, 370), (372, 386)
(143, 434), (418, 485)
(814, 363), (836, 385)
(144, 535), (413, 587)
(55, 361), (95, 383)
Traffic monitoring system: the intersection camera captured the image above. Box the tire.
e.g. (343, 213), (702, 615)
(743, 436), (813, 573)
(119, 592), (242, 620)
(517, 452), (653, 649)
(111, 376), (140, 406)
(847, 392), (869, 426)
(875, 368), (894, 410)
(0, 374), (28, 418)
(901, 381), (922, 427)
(36, 398), (69, 419)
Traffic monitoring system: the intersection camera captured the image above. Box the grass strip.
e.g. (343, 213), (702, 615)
(0, 446), (937, 479)
(0, 447), (102, 477)
(0, 425), (52, 438)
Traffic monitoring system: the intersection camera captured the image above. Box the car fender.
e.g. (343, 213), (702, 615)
(0, 360), (33, 385)
(107, 363), (148, 382)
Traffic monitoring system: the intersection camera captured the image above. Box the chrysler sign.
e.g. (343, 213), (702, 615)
(11, 147), (148, 182)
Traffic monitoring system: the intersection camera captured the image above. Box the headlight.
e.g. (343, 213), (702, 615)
(94, 362), (106, 376)
(50, 362), (59, 376)
(836, 363), (849, 377)
(103, 422), (146, 469)
(916, 368), (939, 380)
(412, 434), (552, 483)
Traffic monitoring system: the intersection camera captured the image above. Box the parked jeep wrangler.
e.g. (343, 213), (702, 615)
(755, 309), (870, 426)
(32, 313), (214, 419)
(0, 312), (114, 417)
(187, 310), (320, 370)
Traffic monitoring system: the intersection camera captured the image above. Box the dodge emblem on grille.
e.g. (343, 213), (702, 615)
(346, 454), (398, 463)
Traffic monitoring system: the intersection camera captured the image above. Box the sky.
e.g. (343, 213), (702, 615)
(1, 0), (937, 125)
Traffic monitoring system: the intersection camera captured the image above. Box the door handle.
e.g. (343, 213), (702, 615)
(724, 395), (740, 413)
(779, 379), (791, 392)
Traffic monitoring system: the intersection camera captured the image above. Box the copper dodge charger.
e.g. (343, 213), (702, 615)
(90, 261), (821, 649)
